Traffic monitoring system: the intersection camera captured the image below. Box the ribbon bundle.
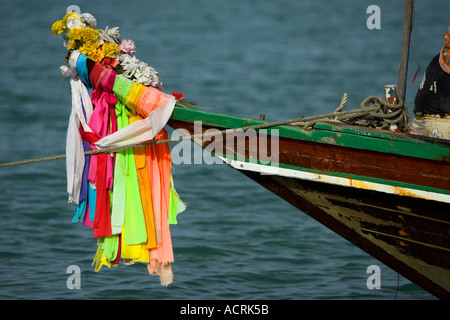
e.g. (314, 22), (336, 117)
(54, 12), (185, 286)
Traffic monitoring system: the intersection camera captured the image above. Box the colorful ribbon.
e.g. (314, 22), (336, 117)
(64, 50), (185, 286)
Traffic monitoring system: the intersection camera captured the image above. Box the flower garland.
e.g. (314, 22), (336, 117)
(52, 11), (161, 87)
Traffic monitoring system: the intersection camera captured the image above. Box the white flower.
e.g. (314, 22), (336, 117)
(67, 19), (86, 29)
(80, 13), (97, 27)
(119, 54), (160, 87)
(135, 64), (159, 86)
(100, 26), (121, 43)
(120, 54), (141, 78)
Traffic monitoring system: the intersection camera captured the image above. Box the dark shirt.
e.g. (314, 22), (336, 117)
(414, 54), (450, 116)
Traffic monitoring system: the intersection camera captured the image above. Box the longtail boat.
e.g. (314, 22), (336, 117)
(168, 102), (450, 300)
(168, 0), (450, 299)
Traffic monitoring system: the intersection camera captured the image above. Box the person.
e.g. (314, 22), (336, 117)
(410, 24), (450, 140)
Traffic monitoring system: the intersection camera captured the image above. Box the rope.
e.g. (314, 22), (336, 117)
(0, 94), (406, 168)
(0, 154), (68, 168)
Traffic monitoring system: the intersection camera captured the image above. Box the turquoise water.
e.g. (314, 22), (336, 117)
(0, 0), (448, 300)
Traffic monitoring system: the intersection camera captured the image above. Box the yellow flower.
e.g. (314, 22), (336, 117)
(51, 12), (82, 36)
(102, 42), (120, 58)
(51, 20), (66, 35)
(62, 12), (80, 24)
(67, 40), (78, 50)
(79, 43), (97, 56)
(82, 27), (99, 44)
(90, 48), (105, 62)
(68, 25), (85, 41)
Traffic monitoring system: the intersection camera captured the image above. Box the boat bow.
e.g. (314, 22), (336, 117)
(168, 105), (450, 299)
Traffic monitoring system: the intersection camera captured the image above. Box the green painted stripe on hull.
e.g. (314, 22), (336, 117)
(170, 106), (450, 162)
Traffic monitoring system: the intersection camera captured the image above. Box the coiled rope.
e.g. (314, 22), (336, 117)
(0, 94), (406, 168)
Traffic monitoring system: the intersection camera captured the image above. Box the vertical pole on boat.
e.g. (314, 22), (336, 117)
(397, 0), (415, 130)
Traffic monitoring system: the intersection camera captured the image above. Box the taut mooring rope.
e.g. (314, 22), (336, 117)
(0, 95), (405, 168)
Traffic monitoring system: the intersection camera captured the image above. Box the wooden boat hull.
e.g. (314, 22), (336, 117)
(242, 171), (450, 300)
(168, 106), (450, 299)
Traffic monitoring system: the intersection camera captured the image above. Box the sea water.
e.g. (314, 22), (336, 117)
(0, 0), (448, 300)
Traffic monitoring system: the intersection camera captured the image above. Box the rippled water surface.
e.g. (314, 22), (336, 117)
(0, 0), (448, 300)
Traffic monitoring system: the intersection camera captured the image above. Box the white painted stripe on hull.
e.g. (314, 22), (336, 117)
(217, 156), (450, 204)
